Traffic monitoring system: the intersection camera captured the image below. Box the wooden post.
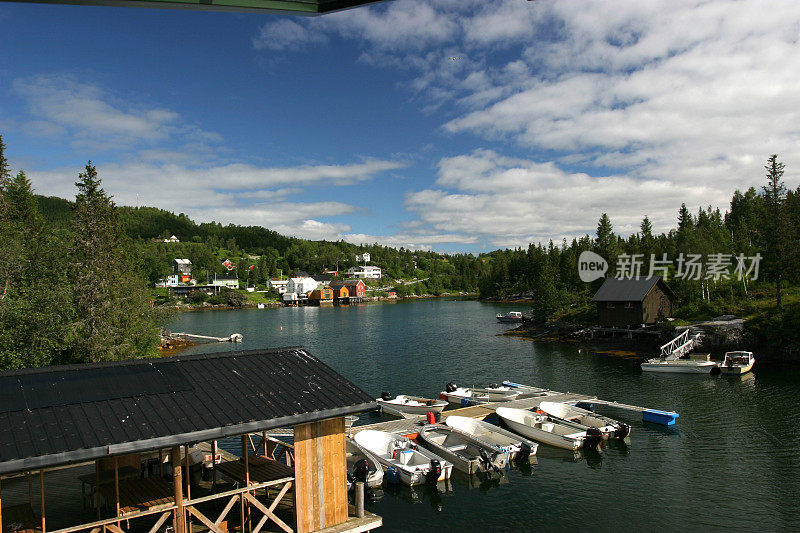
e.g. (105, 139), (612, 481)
(159, 450), (164, 479)
(1, 475), (4, 532)
(184, 445), (191, 531)
(211, 440), (217, 489)
(262, 432), (267, 457)
(95, 461), (101, 520)
(40, 470), (46, 533)
(241, 436), (251, 533)
(114, 457), (120, 521)
(171, 447), (186, 533)
(293, 417), (347, 533)
(355, 482), (365, 518)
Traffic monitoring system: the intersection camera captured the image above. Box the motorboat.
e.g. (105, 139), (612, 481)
(346, 438), (384, 488)
(439, 382), (520, 406)
(538, 401), (630, 440)
(377, 393), (448, 418)
(353, 430), (453, 486)
(444, 415), (537, 461)
(496, 407), (603, 451)
(496, 311), (524, 323)
(720, 351), (755, 375)
(418, 425), (508, 475)
(640, 353), (719, 374)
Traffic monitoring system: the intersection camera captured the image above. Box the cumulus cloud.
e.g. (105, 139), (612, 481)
(405, 150), (716, 248)
(13, 75), (221, 152)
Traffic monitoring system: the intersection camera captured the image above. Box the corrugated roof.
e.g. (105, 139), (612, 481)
(0, 347), (375, 474)
(591, 276), (673, 302)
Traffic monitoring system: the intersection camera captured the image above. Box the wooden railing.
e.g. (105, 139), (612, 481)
(50, 476), (294, 533)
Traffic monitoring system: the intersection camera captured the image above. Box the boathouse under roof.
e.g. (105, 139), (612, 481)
(0, 347), (379, 533)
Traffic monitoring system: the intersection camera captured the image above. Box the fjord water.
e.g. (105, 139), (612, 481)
(168, 299), (800, 532)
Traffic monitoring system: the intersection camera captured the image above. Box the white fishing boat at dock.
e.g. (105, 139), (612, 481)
(720, 351), (755, 375)
(496, 407), (604, 451)
(377, 393), (448, 418)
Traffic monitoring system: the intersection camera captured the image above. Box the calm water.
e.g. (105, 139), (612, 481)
(168, 299), (800, 532)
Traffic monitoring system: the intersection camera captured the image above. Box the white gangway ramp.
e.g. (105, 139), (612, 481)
(659, 328), (702, 360)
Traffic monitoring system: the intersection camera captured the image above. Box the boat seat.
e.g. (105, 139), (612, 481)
(447, 444), (468, 452)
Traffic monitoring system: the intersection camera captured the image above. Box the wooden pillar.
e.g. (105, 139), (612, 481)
(39, 470), (45, 533)
(184, 445), (191, 531)
(159, 450), (164, 479)
(293, 417), (347, 533)
(114, 457), (120, 521)
(95, 461), (101, 520)
(1, 475), (4, 532)
(171, 447), (186, 533)
(211, 440), (217, 489)
(241, 436), (251, 533)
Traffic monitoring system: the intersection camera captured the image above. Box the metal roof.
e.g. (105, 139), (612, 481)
(0, 347), (375, 475)
(590, 276), (674, 302)
(0, 0), (387, 15)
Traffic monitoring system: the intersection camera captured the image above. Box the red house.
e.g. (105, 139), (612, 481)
(329, 279), (366, 300)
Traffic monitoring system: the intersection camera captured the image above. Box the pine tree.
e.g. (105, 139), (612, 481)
(71, 162), (159, 363)
(761, 154), (791, 308)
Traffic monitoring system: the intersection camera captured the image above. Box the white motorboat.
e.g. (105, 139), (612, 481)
(496, 311), (524, 323)
(496, 407), (603, 451)
(445, 415), (537, 461)
(377, 393), (448, 418)
(720, 351), (755, 375)
(439, 382), (520, 406)
(346, 438), (384, 488)
(353, 430), (453, 486)
(640, 355), (719, 374)
(418, 425), (508, 475)
(538, 401), (630, 440)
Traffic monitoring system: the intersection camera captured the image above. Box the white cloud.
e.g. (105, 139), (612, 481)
(252, 19), (328, 51)
(12, 75), (221, 152)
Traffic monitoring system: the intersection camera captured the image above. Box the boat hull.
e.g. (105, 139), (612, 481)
(346, 439), (384, 488)
(538, 401), (629, 440)
(353, 430), (453, 486)
(720, 361), (754, 375)
(418, 425), (509, 475)
(496, 407), (593, 451)
(378, 395), (448, 417)
(641, 360), (718, 373)
(445, 416), (537, 460)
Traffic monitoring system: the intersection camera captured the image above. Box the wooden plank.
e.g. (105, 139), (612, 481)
(293, 422), (314, 533)
(321, 418), (346, 528)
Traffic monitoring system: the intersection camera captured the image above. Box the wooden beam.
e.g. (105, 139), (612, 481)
(171, 446), (186, 533)
(1, 475), (4, 532)
(40, 470), (46, 533)
(114, 457), (120, 521)
(211, 440), (217, 489)
(146, 512), (171, 533)
(95, 461), (101, 520)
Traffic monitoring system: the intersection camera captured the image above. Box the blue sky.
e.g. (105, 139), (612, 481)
(2, 0), (800, 253)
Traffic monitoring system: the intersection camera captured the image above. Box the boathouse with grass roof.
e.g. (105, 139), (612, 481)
(591, 276), (675, 328)
(0, 347), (379, 533)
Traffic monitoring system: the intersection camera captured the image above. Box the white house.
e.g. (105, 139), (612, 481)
(211, 275), (239, 289)
(346, 265), (382, 279)
(163, 235), (180, 243)
(268, 278), (289, 294)
(283, 277), (318, 302)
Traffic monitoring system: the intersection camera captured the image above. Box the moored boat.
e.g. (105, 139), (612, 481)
(445, 415), (537, 461)
(346, 438), (384, 488)
(418, 424), (508, 475)
(720, 351), (755, 375)
(538, 401), (630, 440)
(640, 356), (718, 374)
(439, 382), (520, 406)
(377, 393), (448, 418)
(496, 407), (603, 451)
(496, 311), (524, 323)
(353, 430), (453, 486)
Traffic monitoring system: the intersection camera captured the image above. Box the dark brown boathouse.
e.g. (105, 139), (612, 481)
(0, 347), (380, 533)
(591, 276), (674, 327)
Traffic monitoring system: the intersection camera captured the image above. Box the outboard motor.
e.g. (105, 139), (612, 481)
(353, 458), (371, 484)
(615, 423), (631, 440)
(380, 391), (392, 401)
(583, 427), (603, 450)
(517, 441), (532, 462)
(445, 382), (457, 393)
(425, 459), (442, 484)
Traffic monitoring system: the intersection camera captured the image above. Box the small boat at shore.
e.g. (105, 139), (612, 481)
(377, 393), (448, 418)
(354, 430), (453, 486)
(346, 438), (384, 488)
(640, 355), (719, 374)
(496, 311), (524, 323)
(496, 407), (603, 451)
(538, 401), (630, 440)
(439, 382), (520, 406)
(445, 416), (537, 461)
(720, 351), (755, 375)
(418, 425), (508, 475)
